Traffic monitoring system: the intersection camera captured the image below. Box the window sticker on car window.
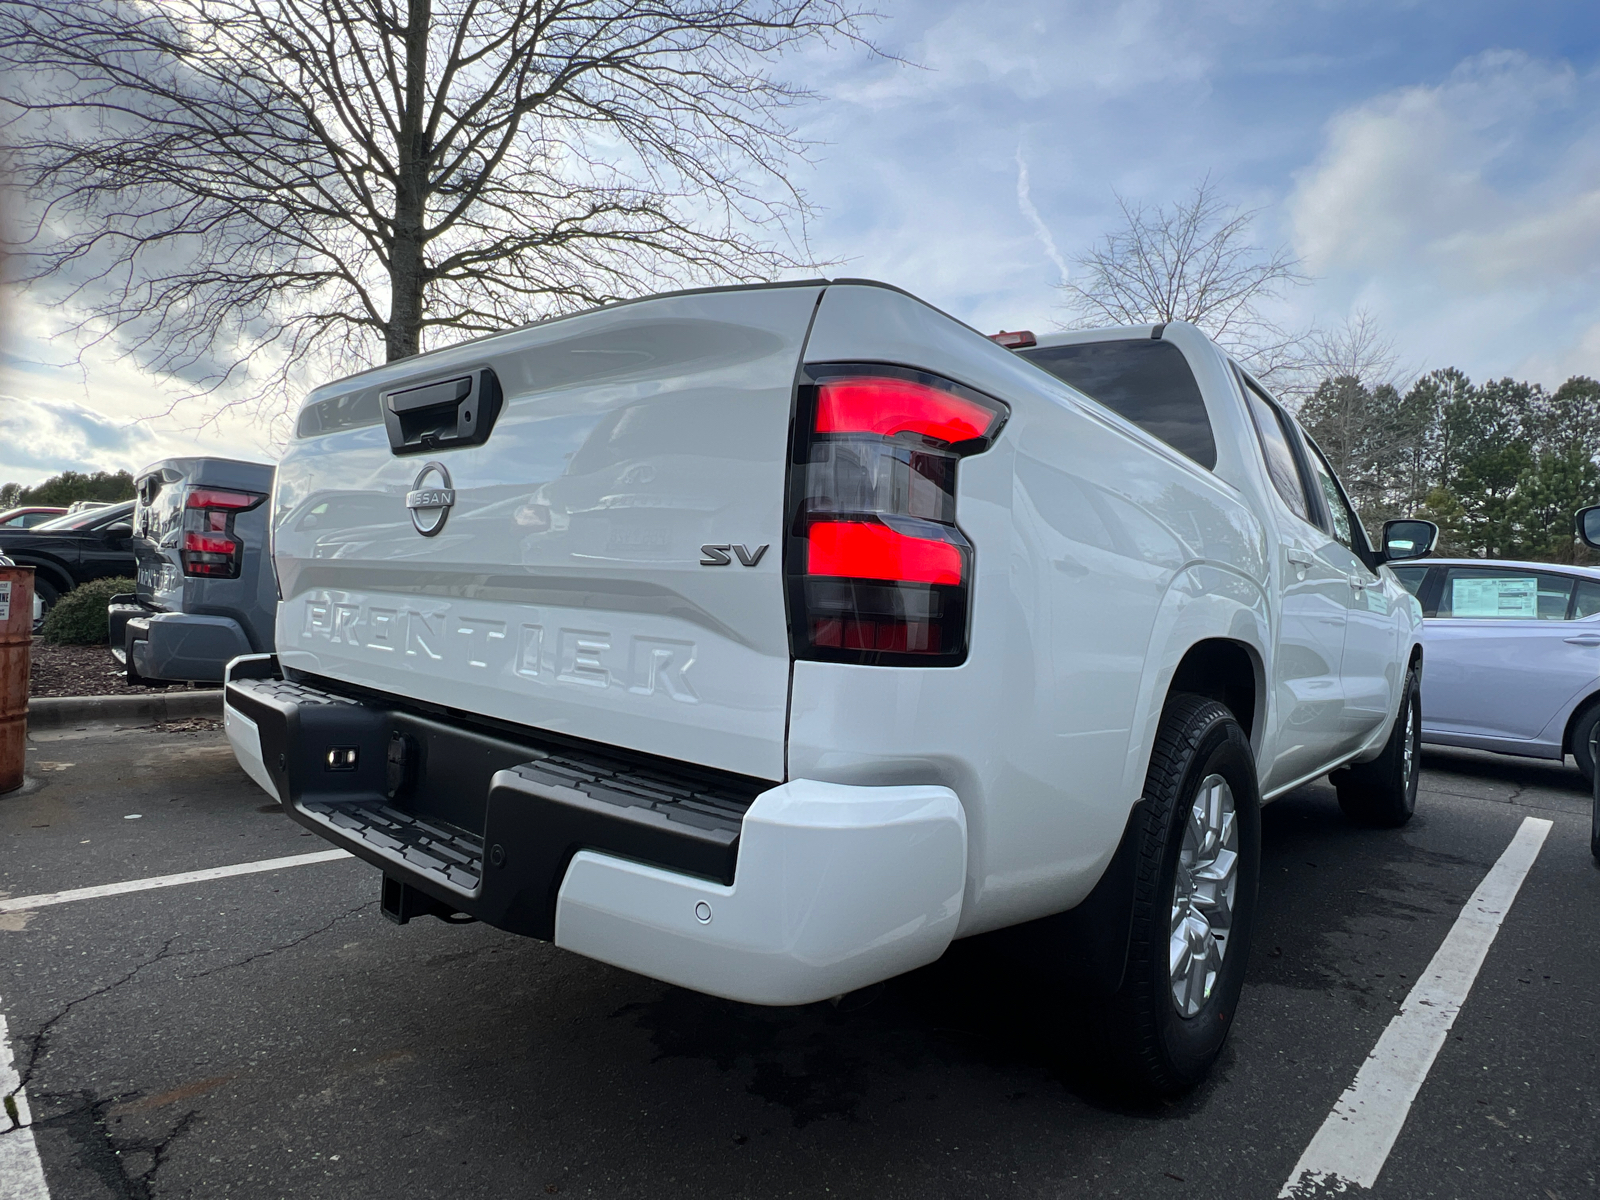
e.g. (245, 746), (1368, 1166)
(1451, 576), (1537, 618)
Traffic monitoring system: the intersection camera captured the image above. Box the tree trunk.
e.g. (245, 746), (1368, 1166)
(387, 0), (432, 362)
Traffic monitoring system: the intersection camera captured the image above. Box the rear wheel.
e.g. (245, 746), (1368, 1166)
(1333, 662), (1422, 828)
(1572, 700), (1599, 788)
(1102, 693), (1261, 1099)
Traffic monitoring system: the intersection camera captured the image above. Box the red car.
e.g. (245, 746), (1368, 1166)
(0, 506), (68, 529)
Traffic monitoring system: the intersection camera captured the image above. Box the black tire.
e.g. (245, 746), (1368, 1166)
(1102, 693), (1261, 1099)
(1572, 700), (1599, 788)
(1332, 661), (1422, 828)
(1591, 777), (1599, 864)
(31, 576), (60, 635)
(1588, 725), (1599, 864)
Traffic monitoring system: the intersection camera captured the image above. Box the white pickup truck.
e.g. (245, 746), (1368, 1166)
(224, 279), (1436, 1097)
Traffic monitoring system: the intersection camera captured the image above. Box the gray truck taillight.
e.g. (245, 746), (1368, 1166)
(786, 365), (1008, 667)
(180, 488), (265, 578)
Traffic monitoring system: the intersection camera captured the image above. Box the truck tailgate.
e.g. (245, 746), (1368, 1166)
(272, 285), (823, 781)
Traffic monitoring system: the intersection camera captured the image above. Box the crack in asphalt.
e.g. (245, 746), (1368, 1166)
(5, 902), (375, 1121)
(2, 902), (376, 1197)
(29, 1087), (201, 1200)
(7, 935), (184, 1107)
(179, 900), (375, 981)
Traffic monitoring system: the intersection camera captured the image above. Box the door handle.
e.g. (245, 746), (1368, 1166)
(1287, 549), (1313, 566)
(1566, 635), (1600, 646)
(1347, 574), (1376, 591)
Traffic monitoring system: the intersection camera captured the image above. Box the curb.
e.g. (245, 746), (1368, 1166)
(26, 690), (223, 730)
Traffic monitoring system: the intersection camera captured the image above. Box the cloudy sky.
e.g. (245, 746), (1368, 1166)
(3, 0), (1598, 487)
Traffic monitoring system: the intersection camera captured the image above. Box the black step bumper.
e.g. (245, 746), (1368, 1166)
(223, 655), (768, 940)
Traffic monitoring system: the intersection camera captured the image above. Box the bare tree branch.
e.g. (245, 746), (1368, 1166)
(1058, 176), (1309, 386)
(0, 0), (879, 421)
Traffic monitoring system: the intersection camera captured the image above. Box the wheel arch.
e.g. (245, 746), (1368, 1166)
(1562, 690), (1600, 758)
(1119, 568), (1272, 809)
(1166, 636), (1264, 743)
(12, 555), (74, 597)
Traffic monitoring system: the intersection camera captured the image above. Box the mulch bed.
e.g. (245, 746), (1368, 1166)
(146, 716), (225, 733)
(26, 637), (186, 698)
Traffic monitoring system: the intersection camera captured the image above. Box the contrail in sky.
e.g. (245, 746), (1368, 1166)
(1015, 146), (1069, 286)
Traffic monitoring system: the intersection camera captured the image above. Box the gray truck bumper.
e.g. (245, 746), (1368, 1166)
(119, 609), (255, 683)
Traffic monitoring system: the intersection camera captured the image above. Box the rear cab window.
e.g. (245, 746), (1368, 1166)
(1018, 338), (1218, 469)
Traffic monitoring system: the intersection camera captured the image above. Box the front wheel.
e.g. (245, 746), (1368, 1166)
(1333, 662), (1422, 828)
(1102, 693), (1261, 1099)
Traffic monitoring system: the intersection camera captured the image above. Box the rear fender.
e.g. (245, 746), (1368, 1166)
(1122, 565), (1272, 804)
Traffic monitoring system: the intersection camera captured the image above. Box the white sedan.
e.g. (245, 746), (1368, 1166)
(1390, 556), (1600, 783)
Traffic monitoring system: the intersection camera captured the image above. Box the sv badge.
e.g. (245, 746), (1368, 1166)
(700, 543), (768, 567)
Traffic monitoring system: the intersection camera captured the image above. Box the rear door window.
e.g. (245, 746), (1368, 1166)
(1239, 382), (1312, 522)
(1437, 568), (1575, 620)
(1018, 339), (1217, 469)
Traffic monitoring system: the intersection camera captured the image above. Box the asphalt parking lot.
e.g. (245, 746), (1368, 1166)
(1, 721), (1595, 1200)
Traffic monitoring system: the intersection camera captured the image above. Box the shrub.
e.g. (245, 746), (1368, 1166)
(40, 577), (137, 645)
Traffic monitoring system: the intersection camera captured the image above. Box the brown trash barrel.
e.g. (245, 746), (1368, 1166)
(0, 565), (34, 795)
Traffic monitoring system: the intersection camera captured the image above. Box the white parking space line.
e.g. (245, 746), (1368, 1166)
(0, 1005), (50, 1200)
(1279, 815), (1553, 1197)
(0, 849), (354, 916)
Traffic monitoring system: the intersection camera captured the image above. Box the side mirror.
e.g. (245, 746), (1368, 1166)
(1380, 518), (1438, 563)
(104, 523), (134, 540)
(1578, 506), (1600, 550)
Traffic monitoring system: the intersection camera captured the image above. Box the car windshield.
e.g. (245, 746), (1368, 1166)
(29, 501), (134, 531)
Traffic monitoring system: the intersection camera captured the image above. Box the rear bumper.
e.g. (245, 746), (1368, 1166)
(222, 655), (966, 1005)
(113, 603), (253, 682)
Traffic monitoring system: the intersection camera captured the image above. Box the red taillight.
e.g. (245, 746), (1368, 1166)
(184, 532), (234, 555)
(186, 489), (258, 510)
(788, 365), (1007, 667)
(987, 330), (1037, 349)
(806, 520), (962, 586)
(179, 487), (263, 577)
(816, 377), (1005, 447)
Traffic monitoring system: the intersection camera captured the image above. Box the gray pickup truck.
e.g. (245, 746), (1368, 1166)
(110, 456), (278, 684)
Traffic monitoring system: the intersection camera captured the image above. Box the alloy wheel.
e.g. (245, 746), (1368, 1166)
(1169, 773), (1239, 1018)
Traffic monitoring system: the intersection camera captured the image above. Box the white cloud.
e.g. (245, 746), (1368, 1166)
(0, 395), (163, 481)
(0, 291), (283, 487)
(1289, 51), (1600, 385)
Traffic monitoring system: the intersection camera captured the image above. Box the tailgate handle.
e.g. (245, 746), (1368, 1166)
(383, 367), (503, 455)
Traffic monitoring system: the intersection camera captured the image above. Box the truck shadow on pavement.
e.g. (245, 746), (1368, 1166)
(601, 777), (1475, 1131)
